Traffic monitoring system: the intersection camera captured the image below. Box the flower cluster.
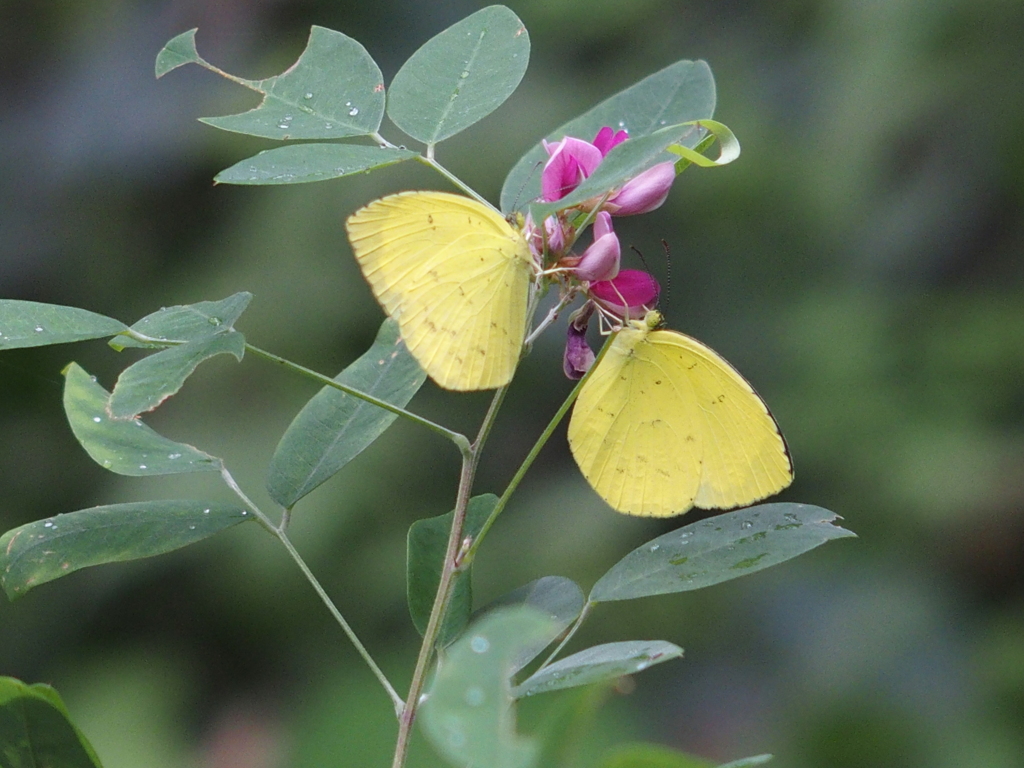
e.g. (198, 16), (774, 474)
(525, 126), (671, 377)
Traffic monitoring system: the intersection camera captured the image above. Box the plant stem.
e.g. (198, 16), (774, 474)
(390, 385), (508, 768)
(219, 466), (404, 714)
(245, 343), (469, 451)
(415, 155), (498, 212)
(537, 601), (594, 670)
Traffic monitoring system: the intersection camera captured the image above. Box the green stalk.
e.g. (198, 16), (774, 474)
(219, 466), (404, 713)
(416, 155), (499, 212)
(463, 333), (615, 564)
(390, 383), (508, 768)
(245, 343), (469, 450)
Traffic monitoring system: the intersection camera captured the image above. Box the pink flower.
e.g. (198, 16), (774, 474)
(590, 270), (660, 319)
(592, 126), (628, 156)
(603, 162), (676, 216)
(572, 212), (620, 282)
(540, 128), (676, 216)
(541, 136), (603, 202)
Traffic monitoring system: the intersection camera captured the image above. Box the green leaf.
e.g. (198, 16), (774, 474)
(108, 332), (245, 419)
(214, 144), (417, 185)
(590, 504), (855, 603)
(0, 301), (126, 350)
(63, 363), (222, 476)
(192, 26), (385, 140)
(0, 677), (103, 767)
(477, 576), (585, 674)
(111, 292), (252, 350)
(500, 59), (716, 213)
(514, 640), (682, 699)
(387, 5), (529, 145)
(526, 121), (708, 221)
(0, 501), (250, 599)
(267, 318), (426, 507)
(419, 607), (555, 768)
(599, 743), (713, 768)
(667, 120), (740, 171)
(407, 495), (495, 647)
(155, 28), (200, 78)
(718, 757), (773, 768)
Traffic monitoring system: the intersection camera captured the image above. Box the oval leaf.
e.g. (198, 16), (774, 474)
(111, 292), (252, 350)
(63, 363), (222, 476)
(215, 144), (417, 185)
(590, 504), (855, 603)
(598, 743), (713, 768)
(267, 318), (426, 507)
(515, 640), (682, 699)
(0, 501), (250, 599)
(420, 607), (555, 768)
(476, 576), (585, 674)
(407, 495), (496, 646)
(0, 301), (126, 350)
(108, 332), (245, 419)
(0, 677), (103, 767)
(500, 59), (715, 213)
(718, 757), (773, 768)
(198, 26), (385, 140)
(388, 6), (529, 145)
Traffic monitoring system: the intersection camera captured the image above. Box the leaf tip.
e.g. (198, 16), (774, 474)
(155, 28), (201, 79)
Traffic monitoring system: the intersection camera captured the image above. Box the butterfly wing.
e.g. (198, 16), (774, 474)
(568, 322), (793, 516)
(346, 192), (533, 391)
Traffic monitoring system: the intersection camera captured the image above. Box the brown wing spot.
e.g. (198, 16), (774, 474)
(685, 435), (696, 442)
(654, 379), (662, 385)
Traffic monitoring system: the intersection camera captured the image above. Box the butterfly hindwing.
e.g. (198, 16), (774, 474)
(346, 192), (533, 391)
(568, 313), (793, 517)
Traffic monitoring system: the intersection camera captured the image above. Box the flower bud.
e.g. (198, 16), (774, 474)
(605, 162), (676, 215)
(573, 212), (620, 282)
(563, 304), (596, 379)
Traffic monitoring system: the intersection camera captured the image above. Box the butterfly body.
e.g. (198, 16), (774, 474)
(346, 192), (533, 391)
(568, 311), (793, 517)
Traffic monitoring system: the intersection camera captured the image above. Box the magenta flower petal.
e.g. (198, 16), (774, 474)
(590, 269), (660, 318)
(606, 162), (676, 215)
(541, 137), (604, 202)
(592, 126), (628, 156)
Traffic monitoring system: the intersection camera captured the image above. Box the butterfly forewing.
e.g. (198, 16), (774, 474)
(346, 191), (532, 390)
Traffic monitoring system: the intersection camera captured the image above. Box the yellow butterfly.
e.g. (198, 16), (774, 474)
(568, 310), (793, 517)
(346, 192), (533, 391)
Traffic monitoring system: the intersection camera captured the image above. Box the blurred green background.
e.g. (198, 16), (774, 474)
(2, 0), (1023, 766)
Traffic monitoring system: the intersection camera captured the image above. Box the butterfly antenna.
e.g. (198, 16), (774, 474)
(511, 160), (545, 212)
